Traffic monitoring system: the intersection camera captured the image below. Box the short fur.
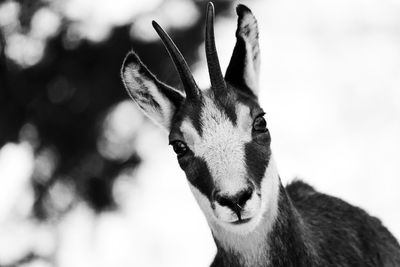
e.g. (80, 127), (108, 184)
(121, 2), (400, 267)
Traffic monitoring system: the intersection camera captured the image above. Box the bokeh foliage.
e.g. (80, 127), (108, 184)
(0, 0), (231, 265)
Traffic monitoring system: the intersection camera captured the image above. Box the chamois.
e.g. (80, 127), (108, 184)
(121, 3), (400, 266)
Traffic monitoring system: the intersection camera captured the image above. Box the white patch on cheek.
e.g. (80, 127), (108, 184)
(259, 156), (280, 226)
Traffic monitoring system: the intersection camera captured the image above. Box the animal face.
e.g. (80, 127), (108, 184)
(121, 3), (273, 233)
(170, 87), (271, 225)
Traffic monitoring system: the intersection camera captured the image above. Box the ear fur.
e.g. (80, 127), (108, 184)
(225, 4), (260, 98)
(121, 51), (185, 130)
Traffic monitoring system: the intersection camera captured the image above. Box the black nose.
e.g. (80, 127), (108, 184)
(213, 187), (253, 213)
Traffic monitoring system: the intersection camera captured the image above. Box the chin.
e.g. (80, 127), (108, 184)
(215, 211), (264, 235)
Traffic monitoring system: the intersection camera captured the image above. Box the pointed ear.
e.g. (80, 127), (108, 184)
(225, 4), (260, 98)
(121, 51), (185, 130)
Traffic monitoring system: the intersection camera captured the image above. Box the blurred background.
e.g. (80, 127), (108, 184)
(0, 0), (400, 266)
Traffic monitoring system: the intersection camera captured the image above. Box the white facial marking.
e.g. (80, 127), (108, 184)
(194, 98), (251, 195)
(123, 63), (174, 130)
(180, 98), (259, 223)
(178, 92), (281, 266)
(187, 155), (280, 267)
(179, 95), (280, 266)
(259, 156), (280, 228)
(180, 119), (200, 148)
(180, 96), (277, 230)
(215, 157), (280, 266)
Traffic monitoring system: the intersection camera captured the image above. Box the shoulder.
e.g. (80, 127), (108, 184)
(285, 179), (400, 262)
(284, 179), (392, 238)
(285, 179), (369, 220)
(285, 179), (316, 198)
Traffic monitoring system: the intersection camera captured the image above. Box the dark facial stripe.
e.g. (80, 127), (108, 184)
(170, 98), (204, 137)
(213, 88), (238, 126)
(188, 100), (204, 136)
(179, 154), (214, 200)
(244, 132), (271, 188)
(171, 88), (243, 138)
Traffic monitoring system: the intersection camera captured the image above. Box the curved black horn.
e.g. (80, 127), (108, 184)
(205, 2), (226, 91)
(152, 21), (200, 100)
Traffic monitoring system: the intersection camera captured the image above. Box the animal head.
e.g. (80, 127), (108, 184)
(121, 3), (276, 234)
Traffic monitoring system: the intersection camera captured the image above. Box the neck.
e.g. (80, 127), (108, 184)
(209, 158), (316, 267)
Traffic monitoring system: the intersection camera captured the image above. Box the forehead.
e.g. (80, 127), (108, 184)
(169, 88), (262, 140)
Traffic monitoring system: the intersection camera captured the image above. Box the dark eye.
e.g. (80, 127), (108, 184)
(253, 115), (267, 132)
(171, 141), (188, 157)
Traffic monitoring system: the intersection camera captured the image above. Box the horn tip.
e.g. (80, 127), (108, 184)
(206, 2), (215, 24)
(207, 2), (215, 13)
(151, 20), (159, 29)
(152, 20), (166, 38)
